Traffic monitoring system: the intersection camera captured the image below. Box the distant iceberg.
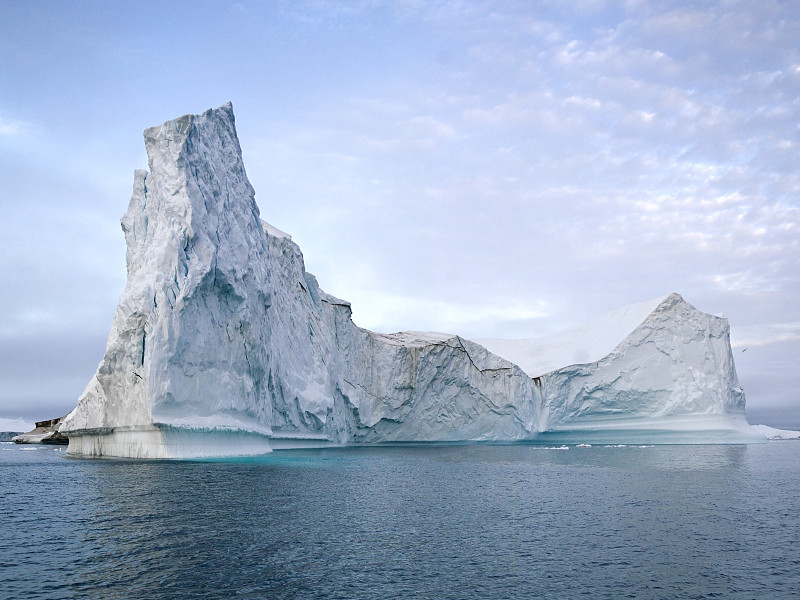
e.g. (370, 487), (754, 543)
(60, 103), (776, 458)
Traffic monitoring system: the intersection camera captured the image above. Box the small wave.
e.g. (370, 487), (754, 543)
(576, 444), (592, 448)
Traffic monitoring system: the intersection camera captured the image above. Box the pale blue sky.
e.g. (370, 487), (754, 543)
(1, 0), (798, 427)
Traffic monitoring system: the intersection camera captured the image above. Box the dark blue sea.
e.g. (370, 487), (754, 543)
(2, 441), (799, 600)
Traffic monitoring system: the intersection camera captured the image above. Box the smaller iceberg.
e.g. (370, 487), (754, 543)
(478, 293), (768, 445)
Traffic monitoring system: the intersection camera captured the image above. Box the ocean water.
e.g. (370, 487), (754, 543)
(2, 442), (799, 600)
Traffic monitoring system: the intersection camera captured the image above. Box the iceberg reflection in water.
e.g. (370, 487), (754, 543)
(2, 441), (799, 599)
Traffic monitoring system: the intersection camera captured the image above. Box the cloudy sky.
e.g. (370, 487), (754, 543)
(1, 0), (798, 428)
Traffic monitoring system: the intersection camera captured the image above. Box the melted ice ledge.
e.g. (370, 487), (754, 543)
(60, 103), (776, 458)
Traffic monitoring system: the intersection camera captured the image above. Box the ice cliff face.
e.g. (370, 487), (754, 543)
(540, 294), (745, 425)
(61, 103), (757, 458)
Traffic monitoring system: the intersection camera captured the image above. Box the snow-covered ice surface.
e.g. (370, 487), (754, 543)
(60, 103), (778, 458)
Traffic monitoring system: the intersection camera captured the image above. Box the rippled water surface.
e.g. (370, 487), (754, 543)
(2, 441), (799, 599)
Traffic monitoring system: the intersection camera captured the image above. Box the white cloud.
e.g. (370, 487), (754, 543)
(405, 115), (459, 140)
(348, 288), (551, 337)
(0, 117), (23, 137)
(731, 322), (800, 348)
(0, 114), (35, 139)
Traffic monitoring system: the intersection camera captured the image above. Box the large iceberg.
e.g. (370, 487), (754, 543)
(61, 103), (765, 458)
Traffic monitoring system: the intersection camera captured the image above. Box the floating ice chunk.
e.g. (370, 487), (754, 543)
(749, 424), (800, 440)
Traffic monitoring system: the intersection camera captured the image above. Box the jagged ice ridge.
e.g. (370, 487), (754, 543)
(60, 103), (773, 458)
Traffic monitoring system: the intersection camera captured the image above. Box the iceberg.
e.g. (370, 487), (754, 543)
(60, 103), (770, 458)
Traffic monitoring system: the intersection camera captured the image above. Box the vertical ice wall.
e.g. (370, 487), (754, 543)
(62, 103), (283, 456)
(538, 293), (745, 427)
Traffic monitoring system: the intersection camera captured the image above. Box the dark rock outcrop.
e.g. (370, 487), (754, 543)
(12, 416), (69, 445)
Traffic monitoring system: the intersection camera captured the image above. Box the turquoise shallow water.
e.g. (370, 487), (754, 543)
(2, 441), (799, 599)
